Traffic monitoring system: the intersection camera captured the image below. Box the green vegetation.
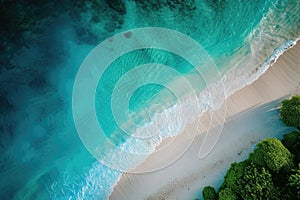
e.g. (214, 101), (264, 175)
(220, 161), (246, 190)
(280, 95), (300, 130)
(282, 131), (300, 163)
(218, 188), (237, 200)
(289, 164), (300, 199)
(200, 95), (300, 200)
(237, 163), (280, 199)
(249, 138), (293, 173)
(202, 186), (217, 200)
(216, 139), (287, 200)
(201, 134), (300, 200)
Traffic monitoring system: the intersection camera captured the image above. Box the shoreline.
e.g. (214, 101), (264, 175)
(110, 42), (300, 199)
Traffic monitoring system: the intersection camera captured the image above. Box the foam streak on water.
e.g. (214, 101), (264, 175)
(51, 2), (300, 199)
(1, 0), (298, 200)
(51, 40), (299, 200)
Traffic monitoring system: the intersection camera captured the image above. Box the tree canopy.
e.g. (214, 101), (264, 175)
(289, 164), (300, 199)
(221, 161), (247, 190)
(218, 188), (237, 200)
(237, 163), (280, 200)
(202, 186), (217, 200)
(280, 95), (300, 130)
(281, 131), (300, 163)
(200, 136), (298, 200)
(199, 96), (300, 200)
(249, 138), (293, 173)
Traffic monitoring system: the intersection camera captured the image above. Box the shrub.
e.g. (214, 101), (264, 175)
(289, 164), (300, 199)
(237, 162), (280, 199)
(221, 161), (247, 191)
(280, 95), (300, 130)
(249, 138), (294, 173)
(218, 188), (237, 200)
(281, 131), (300, 163)
(202, 186), (217, 200)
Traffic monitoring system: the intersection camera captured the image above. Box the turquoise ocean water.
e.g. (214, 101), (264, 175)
(0, 0), (299, 199)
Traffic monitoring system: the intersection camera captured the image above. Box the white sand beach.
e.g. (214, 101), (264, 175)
(110, 42), (300, 200)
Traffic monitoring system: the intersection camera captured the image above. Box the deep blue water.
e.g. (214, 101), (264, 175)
(0, 0), (299, 199)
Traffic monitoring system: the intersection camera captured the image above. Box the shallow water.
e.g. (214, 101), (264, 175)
(0, 0), (299, 199)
